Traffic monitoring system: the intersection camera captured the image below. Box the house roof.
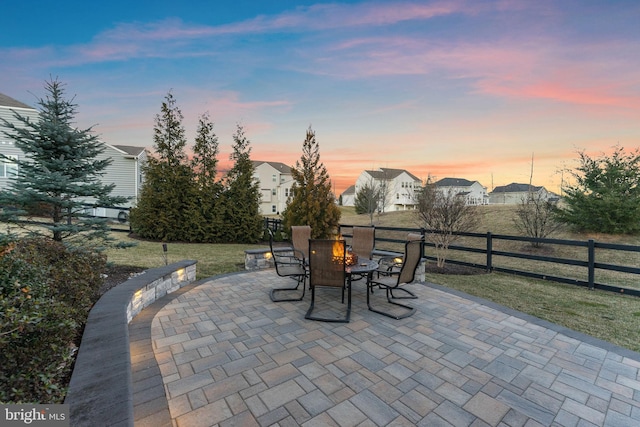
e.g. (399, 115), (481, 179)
(253, 160), (292, 174)
(435, 177), (476, 187)
(0, 92), (35, 110)
(341, 185), (356, 195)
(364, 168), (421, 182)
(491, 182), (543, 193)
(112, 145), (146, 156)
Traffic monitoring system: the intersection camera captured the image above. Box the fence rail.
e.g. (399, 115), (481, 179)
(337, 223), (640, 298)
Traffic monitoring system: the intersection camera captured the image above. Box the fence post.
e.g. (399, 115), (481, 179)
(486, 232), (492, 273)
(588, 239), (595, 290)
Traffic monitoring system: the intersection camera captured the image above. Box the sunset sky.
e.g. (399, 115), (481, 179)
(2, 0), (639, 195)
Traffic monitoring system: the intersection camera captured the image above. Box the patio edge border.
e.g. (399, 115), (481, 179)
(64, 260), (197, 427)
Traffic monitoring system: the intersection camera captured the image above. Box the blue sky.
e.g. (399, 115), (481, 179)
(2, 0), (639, 194)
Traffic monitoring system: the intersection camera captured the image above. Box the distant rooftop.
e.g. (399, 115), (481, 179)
(435, 177), (477, 187)
(0, 92), (35, 110)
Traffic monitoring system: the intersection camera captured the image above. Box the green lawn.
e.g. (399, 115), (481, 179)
(105, 206), (640, 353)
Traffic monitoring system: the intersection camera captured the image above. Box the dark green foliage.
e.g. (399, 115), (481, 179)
(555, 146), (640, 234)
(0, 237), (105, 403)
(354, 182), (380, 215)
(190, 113), (224, 242)
(130, 94), (263, 243)
(220, 124), (263, 243)
(153, 91), (187, 167)
(354, 181), (380, 225)
(0, 78), (128, 247)
(130, 161), (199, 241)
(129, 92), (200, 241)
(282, 127), (341, 238)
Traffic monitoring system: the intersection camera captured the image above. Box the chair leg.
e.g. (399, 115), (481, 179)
(270, 275), (306, 302)
(366, 283), (415, 320)
(305, 285), (351, 323)
(388, 286), (417, 299)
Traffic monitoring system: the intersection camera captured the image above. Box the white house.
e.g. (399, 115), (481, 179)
(435, 177), (489, 205)
(252, 161), (294, 215)
(340, 185), (356, 206)
(355, 168), (422, 212)
(489, 183), (551, 204)
(0, 92), (147, 218)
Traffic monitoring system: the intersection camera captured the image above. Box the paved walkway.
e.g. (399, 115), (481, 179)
(130, 270), (640, 427)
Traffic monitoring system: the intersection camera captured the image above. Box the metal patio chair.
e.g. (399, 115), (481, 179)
(305, 239), (350, 323)
(291, 225), (311, 265)
(367, 236), (423, 319)
(351, 226), (375, 260)
(268, 229), (308, 302)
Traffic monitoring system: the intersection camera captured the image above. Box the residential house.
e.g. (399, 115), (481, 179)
(0, 92), (147, 219)
(253, 161), (294, 215)
(355, 168), (422, 212)
(489, 183), (551, 204)
(0, 93), (39, 186)
(435, 177), (489, 205)
(340, 185), (356, 206)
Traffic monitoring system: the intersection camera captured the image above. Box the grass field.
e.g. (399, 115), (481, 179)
(105, 205), (640, 352)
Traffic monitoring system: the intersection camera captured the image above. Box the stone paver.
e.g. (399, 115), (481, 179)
(131, 270), (640, 426)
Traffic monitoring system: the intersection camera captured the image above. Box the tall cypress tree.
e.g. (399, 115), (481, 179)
(282, 126), (341, 238)
(0, 78), (127, 247)
(129, 92), (197, 241)
(191, 113), (224, 242)
(220, 124), (262, 243)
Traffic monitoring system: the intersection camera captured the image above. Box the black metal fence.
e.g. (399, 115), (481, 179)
(338, 224), (640, 297)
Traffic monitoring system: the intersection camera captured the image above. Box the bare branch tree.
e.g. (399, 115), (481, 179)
(415, 180), (480, 267)
(513, 192), (562, 248)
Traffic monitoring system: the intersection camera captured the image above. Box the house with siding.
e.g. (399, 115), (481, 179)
(355, 168), (422, 212)
(252, 161), (294, 215)
(489, 183), (551, 204)
(340, 185), (356, 206)
(435, 177), (489, 205)
(0, 92), (147, 218)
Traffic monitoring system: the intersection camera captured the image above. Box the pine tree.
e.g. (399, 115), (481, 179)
(191, 113), (224, 241)
(220, 124), (262, 243)
(0, 78), (127, 247)
(129, 92), (198, 241)
(282, 127), (341, 238)
(555, 146), (640, 234)
(354, 180), (380, 224)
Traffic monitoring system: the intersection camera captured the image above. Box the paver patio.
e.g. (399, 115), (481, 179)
(130, 269), (640, 427)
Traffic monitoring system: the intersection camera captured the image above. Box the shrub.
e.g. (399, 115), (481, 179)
(0, 237), (106, 403)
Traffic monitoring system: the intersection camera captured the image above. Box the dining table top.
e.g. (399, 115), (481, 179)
(345, 258), (378, 275)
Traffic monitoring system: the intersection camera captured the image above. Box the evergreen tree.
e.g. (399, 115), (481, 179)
(220, 124), (262, 243)
(555, 146), (640, 234)
(129, 92), (198, 241)
(191, 113), (224, 241)
(282, 127), (341, 238)
(354, 180), (380, 224)
(0, 78), (127, 247)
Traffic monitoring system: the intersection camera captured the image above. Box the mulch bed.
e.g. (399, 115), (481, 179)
(100, 264), (147, 295)
(424, 262), (486, 275)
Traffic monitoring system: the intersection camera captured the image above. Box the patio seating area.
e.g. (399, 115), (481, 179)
(131, 269), (640, 427)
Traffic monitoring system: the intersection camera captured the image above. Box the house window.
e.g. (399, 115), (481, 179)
(396, 193), (400, 199)
(272, 205), (276, 213)
(0, 155), (18, 178)
(285, 188), (289, 197)
(272, 174), (277, 182)
(272, 188), (276, 196)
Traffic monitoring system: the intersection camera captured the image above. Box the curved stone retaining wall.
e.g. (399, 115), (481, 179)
(64, 260), (197, 427)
